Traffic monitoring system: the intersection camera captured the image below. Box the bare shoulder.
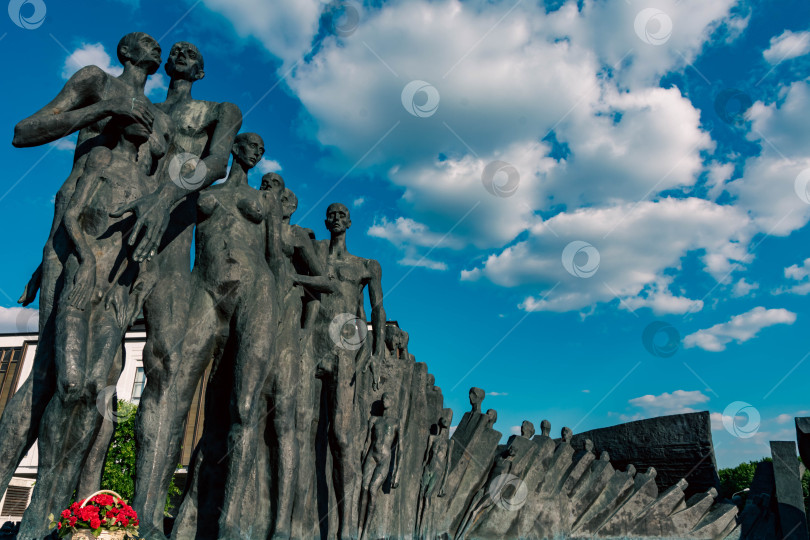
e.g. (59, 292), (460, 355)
(214, 101), (242, 121)
(68, 65), (109, 94)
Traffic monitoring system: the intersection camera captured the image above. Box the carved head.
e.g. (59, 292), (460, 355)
(469, 387), (485, 410)
(231, 133), (264, 170)
(165, 41), (205, 82)
(540, 419), (551, 436)
(561, 426), (572, 443)
(584, 439), (594, 452)
(439, 408), (453, 428)
(600, 451), (610, 461)
(260, 172), (285, 193)
(381, 392), (394, 410)
(117, 32), (161, 75)
(626, 464), (636, 476)
(325, 203), (351, 234)
(485, 409), (497, 427)
(520, 420), (535, 439)
(281, 188), (298, 219)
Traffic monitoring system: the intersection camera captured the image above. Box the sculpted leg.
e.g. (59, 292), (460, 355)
(0, 245), (63, 496)
(133, 266), (196, 537)
(330, 353), (359, 540)
(18, 306), (124, 539)
(269, 335), (299, 539)
(219, 287), (276, 539)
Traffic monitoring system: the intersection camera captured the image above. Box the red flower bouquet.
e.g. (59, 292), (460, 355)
(48, 490), (139, 539)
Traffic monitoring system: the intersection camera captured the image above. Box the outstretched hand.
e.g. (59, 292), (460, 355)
(18, 264), (42, 306)
(68, 261), (96, 310)
(111, 191), (170, 262)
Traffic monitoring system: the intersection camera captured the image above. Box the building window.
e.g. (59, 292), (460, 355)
(132, 367), (146, 405)
(0, 347), (24, 417)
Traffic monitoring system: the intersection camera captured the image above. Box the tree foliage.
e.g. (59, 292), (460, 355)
(101, 400), (182, 515)
(719, 457), (810, 514)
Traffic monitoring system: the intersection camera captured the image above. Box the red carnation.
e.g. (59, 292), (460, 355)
(90, 518), (101, 529)
(57, 522), (61, 530)
(60, 509), (71, 519)
(120, 518), (129, 527)
(68, 516), (77, 527)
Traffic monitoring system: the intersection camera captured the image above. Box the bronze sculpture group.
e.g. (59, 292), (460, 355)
(0, 31), (749, 540)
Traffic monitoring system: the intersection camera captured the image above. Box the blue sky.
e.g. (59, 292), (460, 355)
(1, 0), (809, 468)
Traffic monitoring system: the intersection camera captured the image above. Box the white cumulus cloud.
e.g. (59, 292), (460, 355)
(628, 389), (711, 417)
(763, 30), (810, 64)
(683, 307), (797, 352)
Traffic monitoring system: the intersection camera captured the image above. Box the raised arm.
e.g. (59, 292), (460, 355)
(392, 426), (402, 488)
(12, 66), (152, 148)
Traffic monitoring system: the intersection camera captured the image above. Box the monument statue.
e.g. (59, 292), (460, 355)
(358, 392), (401, 540)
(0, 30), (753, 540)
(310, 202), (386, 539)
(128, 41), (242, 540)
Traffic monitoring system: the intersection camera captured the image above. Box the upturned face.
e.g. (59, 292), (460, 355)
(261, 173), (285, 194)
(232, 135), (265, 169)
(165, 42), (204, 81)
(280, 189), (298, 219)
(325, 204), (351, 234)
(124, 34), (162, 75)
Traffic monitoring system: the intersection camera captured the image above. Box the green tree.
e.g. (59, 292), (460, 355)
(101, 400), (182, 515)
(719, 457), (810, 514)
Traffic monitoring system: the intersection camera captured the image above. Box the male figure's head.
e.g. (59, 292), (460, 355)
(561, 426), (572, 443)
(165, 41), (205, 82)
(540, 419), (551, 437)
(261, 172), (284, 193)
(231, 132), (264, 170)
(381, 392), (394, 411)
(117, 32), (161, 75)
(325, 203), (351, 235)
(280, 188), (298, 220)
(485, 409), (497, 427)
(520, 420), (535, 439)
(469, 387), (485, 411)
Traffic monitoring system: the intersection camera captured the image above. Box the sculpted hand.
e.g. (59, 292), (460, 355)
(438, 488), (446, 497)
(68, 260), (96, 310)
(105, 96), (155, 131)
(362, 354), (381, 391)
(104, 286), (130, 329)
(111, 191), (170, 262)
(18, 264), (42, 306)
(127, 269), (157, 327)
